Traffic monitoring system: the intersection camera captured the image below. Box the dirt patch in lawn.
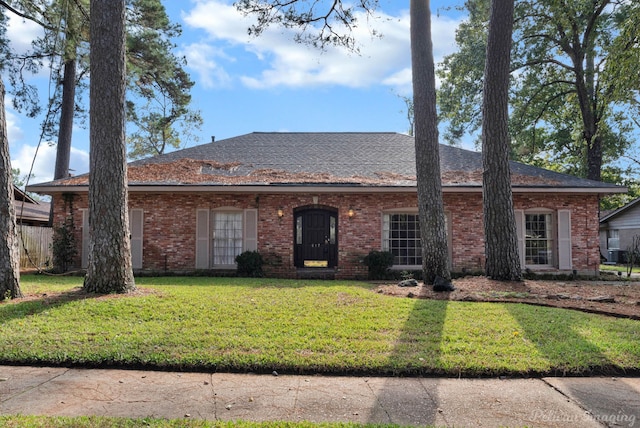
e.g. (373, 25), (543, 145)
(375, 277), (640, 319)
(12, 286), (160, 306)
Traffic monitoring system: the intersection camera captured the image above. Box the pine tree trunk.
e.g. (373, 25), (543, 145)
(53, 58), (76, 181)
(53, 5), (80, 183)
(482, 0), (521, 281)
(83, 0), (135, 294)
(49, 58), (77, 227)
(0, 77), (22, 299)
(410, 0), (451, 284)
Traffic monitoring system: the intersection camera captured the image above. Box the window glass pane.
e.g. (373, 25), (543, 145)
(608, 229), (620, 249)
(296, 216), (303, 245)
(213, 212), (243, 265)
(383, 213), (423, 266)
(525, 213), (553, 265)
(330, 216), (336, 244)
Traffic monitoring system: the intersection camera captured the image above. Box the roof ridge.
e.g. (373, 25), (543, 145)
(250, 131), (403, 135)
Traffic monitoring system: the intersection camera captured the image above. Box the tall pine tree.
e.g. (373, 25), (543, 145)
(481, 0), (521, 281)
(83, 0), (135, 294)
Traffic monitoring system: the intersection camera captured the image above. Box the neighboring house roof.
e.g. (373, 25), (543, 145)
(16, 202), (51, 224)
(600, 197), (640, 224)
(27, 132), (625, 194)
(13, 186), (51, 225)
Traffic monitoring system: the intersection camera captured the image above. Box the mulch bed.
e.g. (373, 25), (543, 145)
(375, 276), (640, 319)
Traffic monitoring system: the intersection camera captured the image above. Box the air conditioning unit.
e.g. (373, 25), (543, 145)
(607, 250), (628, 264)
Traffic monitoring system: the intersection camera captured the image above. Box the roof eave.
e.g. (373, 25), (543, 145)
(600, 195), (640, 223)
(27, 183), (626, 195)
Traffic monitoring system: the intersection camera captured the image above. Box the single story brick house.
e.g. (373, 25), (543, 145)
(29, 132), (623, 279)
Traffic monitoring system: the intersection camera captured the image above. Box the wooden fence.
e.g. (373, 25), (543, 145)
(18, 225), (53, 270)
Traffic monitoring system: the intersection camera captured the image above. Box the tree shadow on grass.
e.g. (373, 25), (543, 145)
(0, 288), (86, 324)
(506, 303), (623, 376)
(506, 303), (640, 425)
(0, 287), (151, 325)
(364, 292), (640, 425)
(364, 296), (450, 426)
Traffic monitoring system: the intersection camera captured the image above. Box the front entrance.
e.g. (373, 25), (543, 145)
(294, 208), (338, 268)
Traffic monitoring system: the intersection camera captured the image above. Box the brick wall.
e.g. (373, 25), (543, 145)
(50, 190), (601, 278)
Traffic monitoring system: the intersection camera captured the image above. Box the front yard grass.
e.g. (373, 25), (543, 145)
(600, 264), (640, 274)
(1, 275), (639, 377)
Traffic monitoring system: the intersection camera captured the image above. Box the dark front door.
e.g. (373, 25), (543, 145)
(295, 209), (337, 268)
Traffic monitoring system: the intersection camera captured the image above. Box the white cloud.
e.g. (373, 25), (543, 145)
(180, 42), (233, 89)
(182, 1), (463, 92)
(11, 143), (90, 185)
(6, 13), (43, 55)
(4, 99), (25, 144)
(184, 0), (257, 42)
(6, 96), (89, 185)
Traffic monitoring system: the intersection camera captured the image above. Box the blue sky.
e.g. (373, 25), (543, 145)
(6, 0), (467, 184)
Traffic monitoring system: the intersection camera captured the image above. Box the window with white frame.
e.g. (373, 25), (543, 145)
(607, 229), (620, 249)
(382, 213), (422, 267)
(212, 212), (244, 265)
(525, 213), (554, 266)
(196, 208), (257, 270)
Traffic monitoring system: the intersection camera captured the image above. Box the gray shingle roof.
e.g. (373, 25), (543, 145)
(129, 132), (619, 189)
(28, 132), (625, 192)
(133, 132), (418, 177)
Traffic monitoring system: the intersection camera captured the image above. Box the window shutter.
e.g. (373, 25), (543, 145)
(514, 210), (525, 267)
(381, 214), (390, 251)
(244, 209), (258, 251)
(196, 209), (210, 269)
(446, 211), (452, 270)
(130, 209), (143, 269)
(81, 209), (89, 268)
(557, 209), (572, 270)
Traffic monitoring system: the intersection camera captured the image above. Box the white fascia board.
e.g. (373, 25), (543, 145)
(27, 184), (625, 195)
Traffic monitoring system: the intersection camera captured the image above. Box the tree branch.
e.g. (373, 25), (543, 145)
(0, 0), (56, 30)
(235, 0), (378, 51)
(512, 57), (574, 73)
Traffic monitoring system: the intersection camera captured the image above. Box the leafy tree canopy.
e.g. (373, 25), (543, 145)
(1, 0), (200, 159)
(438, 0), (640, 183)
(126, 0), (202, 158)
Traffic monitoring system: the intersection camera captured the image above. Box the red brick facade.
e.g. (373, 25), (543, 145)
(51, 190), (601, 279)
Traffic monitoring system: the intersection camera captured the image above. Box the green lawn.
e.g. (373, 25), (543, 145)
(600, 264), (640, 274)
(1, 275), (639, 377)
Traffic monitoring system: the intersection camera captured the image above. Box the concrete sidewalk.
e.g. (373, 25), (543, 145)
(1, 366), (639, 427)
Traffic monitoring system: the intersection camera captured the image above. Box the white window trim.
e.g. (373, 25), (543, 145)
(524, 209), (555, 269)
(212, 208), (245, 269)
(381, 208), (452, 270)
(517, 208), (572, 271)
(196, 208), (258, 270)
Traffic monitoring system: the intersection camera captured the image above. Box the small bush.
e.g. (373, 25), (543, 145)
(235, 251), (264, 277)
(363, 250), (394, 280)
(51, 217), (77, 273)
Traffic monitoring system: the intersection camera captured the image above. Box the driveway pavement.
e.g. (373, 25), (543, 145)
(1, 366), (639, 427)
